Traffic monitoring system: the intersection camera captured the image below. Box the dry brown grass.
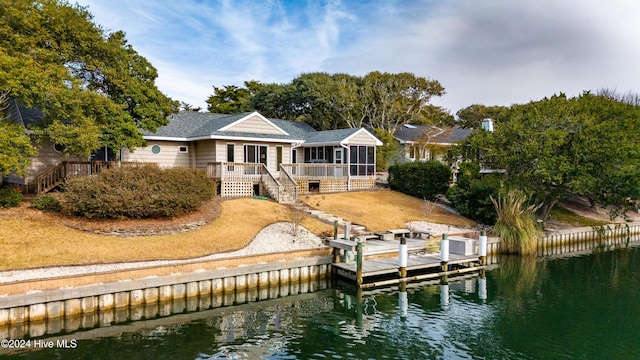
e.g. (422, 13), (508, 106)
(0, 198), (331, 271)
(300, 190), (475, 232)
(0, 190), (474, 271)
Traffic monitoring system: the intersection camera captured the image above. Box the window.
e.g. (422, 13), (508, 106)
(151, 145), (161, 154)
(227, 144), (235, 162)
(349, 145), (376, 176)
(53, 143), (66, 153)
(304, 146), (330, 163)
(178, 146), (188, 153)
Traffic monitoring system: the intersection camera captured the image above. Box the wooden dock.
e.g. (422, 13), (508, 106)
(329, 233), (486, 288)
(333, 252), (481, 281)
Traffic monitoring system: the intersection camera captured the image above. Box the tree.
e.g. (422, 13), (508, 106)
(0, 0), (177, 159)
(0, 91), (37, 176)
(361, 71), (445, 134)
(457, 93), (640, 219)
(206, 85), (251, 113)
(456, 104), (508, 129)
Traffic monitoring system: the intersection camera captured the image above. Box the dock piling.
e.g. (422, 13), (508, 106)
(479, 230), (487, 265)
(356, 241), (363, 286)
(333, 220), (338, 240)
(399, 282), (408, 319)
(399, 237), (408, 278)
(440, 233), (449, 271)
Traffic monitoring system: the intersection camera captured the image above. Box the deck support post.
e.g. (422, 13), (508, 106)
(440, 233), (449, 272)
(344, 223), (351, 240)
(479, 230), (487, 265)
(333, 220), (338, 240)
(356, 241), (363, 286)
(399, 237), (408, 278)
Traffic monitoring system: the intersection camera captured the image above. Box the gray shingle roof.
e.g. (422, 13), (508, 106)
(143, 111), (361, 144)
(5, 100), (44, 128)
(394, 124), (470, 144)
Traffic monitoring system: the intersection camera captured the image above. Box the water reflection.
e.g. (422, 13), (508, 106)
(4, 245), (640, 359)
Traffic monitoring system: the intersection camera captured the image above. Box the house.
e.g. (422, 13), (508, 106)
(5, 101), (382, 203)
(393, 124), (471, 163)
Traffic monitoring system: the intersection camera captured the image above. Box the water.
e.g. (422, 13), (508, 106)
(5, 245), (640, 359)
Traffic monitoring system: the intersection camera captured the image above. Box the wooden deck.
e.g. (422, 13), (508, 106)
(333, 252), (481, 281)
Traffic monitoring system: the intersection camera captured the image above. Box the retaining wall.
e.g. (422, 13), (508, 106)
(0, 249), (332, 327)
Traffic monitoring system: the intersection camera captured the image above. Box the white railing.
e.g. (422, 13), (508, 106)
(280, 163), (349, 179)
(260, 165), (281, 201)
(207, 162), (263, 181)
(279, 166), (299, 203)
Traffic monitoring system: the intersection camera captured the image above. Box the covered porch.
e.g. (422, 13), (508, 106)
(206, 162), (376, 202)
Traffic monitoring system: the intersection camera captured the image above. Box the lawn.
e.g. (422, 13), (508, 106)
(0, 198), (331, 271)
(0, 190), (475, 271)
(300, 190), (475, 232)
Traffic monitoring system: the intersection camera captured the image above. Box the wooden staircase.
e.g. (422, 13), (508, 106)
(36, 161), (151, 194)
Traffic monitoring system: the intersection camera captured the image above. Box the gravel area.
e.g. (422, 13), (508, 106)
(0, 222), (326, 284)
(406, 221), (474, 234)
(0, 221), (468, 284)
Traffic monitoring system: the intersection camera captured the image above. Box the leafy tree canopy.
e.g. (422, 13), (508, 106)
(455, 104), (508, 129)
(207, 72), (448, 132)
(454, 93), (640, 219)
(0, 0), (177, 158)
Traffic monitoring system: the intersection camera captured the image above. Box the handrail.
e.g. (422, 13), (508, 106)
(260, 164), (281, 201)
(279, 166), (299, 203)
(36, 162), (67, 194)
(36, 161), (155, 194)
(280, 163), (349, 178)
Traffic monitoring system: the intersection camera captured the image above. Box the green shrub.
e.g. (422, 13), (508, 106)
(31, 194), (62, 212)
(63, 165), (215, 219)
(0, 187), (23, 208)
(447, 177), (500, 225)
(388, 161), (451, 200)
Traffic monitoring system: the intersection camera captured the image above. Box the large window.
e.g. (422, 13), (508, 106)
(349, 146), (375, 176)
(304, 146), (334, 163)
(227, 144), (235, 162)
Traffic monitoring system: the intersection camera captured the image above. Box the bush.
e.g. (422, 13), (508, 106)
(491, 190), (540, 255)
(447, 177), (500, 225)
(63, 165), (215, 219)
(31, 194), (62, 212)
(0, 187), (23, 208)
(388, 161), (451, 200)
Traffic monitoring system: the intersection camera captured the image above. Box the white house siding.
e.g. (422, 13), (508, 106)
(8, 140), (82, 187)
(122, 141), (191, 168)
(346, 131), (379, 146)
(223, 115), (285, 135)
(195, 140), (217, 170)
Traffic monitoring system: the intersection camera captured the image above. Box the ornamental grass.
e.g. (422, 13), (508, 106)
(491, 190), (541, 255)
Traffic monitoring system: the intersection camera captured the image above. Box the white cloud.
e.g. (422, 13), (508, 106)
(80, 0), (640, 113)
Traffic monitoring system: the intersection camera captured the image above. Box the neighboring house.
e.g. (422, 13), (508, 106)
(393, 124), (471, 163)
(5, 101), (382, 202)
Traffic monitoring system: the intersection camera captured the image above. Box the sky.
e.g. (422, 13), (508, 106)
(77, 0), (640, 114)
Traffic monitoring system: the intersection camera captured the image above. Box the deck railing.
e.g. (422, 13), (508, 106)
(206, 162), (265, 181)
(260, 165), (281, 201)
(280, 164), (349, 179)
(36, 161), (153, 194)
(279, 166), (299, 203)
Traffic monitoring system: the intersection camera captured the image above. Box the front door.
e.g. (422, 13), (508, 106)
(334, 148), (343, 176)
(244, 145), (268, 174)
